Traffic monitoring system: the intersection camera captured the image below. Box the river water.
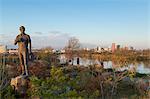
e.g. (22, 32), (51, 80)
(58, 55), (150, 74)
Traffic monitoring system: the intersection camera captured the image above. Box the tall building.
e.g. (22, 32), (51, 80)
(111, 43), (116, 53)
(0, 45), (7, 53)
(116, 45), (120, 50)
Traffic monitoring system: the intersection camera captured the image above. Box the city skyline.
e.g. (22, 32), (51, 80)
(0, 0), (150, 49)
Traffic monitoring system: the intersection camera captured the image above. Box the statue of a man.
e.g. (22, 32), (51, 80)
(14, 26), (32, 76)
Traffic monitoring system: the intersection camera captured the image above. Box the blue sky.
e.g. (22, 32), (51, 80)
(0, 0), (149, 49)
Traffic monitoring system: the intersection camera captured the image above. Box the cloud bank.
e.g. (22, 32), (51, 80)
(0, 31), (72, 49)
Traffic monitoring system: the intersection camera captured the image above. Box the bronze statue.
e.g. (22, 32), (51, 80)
(14, 26), (32, 76)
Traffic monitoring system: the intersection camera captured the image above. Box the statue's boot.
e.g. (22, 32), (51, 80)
(25, 64), (29, 76)
(21, 72), (26, 75)
(21, 65), (26, 76)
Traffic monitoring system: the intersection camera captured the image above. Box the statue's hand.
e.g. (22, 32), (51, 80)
(18, 37), (23, 42)
(14, 41), (17, 45)
(29, 52), (34, 61)
(29, 51), (32, 55)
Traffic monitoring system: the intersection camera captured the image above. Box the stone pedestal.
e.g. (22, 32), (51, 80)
(11, 75), (29, 94)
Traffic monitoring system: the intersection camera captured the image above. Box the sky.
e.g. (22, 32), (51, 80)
(0, 0), (149, 49)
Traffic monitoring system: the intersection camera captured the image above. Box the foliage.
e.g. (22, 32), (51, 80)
(28, 66), (102, 98)
(0, 54), (8, 91)
(0, 64), (149, 98)
(27, 66), (149, 99)
(0, 85), (15, 99)
(0, 54), (15, 99)
(28, 66), (82, 98)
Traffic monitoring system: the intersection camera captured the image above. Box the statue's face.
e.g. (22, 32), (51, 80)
(19, 26), (25, 33)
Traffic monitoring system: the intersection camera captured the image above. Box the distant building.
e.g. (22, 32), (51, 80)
(52, 49), (56, 53)
(41, 47), (53, 53)
(97, 46), (101, 51)
(116, 45), (120, 50)
(52, 49), (61, 53)
(101, 48), (104, 52)
(111, 43), (116, 53)
(104, 48), (111, 52)
(32, 49), (41, 52)
(95, 46), (101, 53)
(83, 48), (89, 51)
(60, 49), (65, 53)
(94, 46), (111, 53)
(8, 49), (18, 54)
(0, 45), (7, 53)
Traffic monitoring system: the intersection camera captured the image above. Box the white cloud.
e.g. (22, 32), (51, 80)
(31, 31), (71, 49)
(0, 33), (15, 45)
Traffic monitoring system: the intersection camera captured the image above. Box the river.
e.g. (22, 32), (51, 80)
(58, 55), (150, 74)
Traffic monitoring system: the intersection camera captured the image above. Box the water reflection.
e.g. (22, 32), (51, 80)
(136, 63), (150, 74)
(59, 55), (150, 74)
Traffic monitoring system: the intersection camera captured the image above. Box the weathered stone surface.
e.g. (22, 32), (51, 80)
(11, 75), (29, 94)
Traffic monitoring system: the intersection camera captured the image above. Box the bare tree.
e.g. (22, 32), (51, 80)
(65, 37), (80, 65)
(68, 37), (80, 51)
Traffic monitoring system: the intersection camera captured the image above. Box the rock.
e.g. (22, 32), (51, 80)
(11, 75), (29, 94)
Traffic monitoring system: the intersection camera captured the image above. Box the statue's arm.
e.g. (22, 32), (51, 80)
(28, 35), (32, 53)
(14, 35), (19, 45)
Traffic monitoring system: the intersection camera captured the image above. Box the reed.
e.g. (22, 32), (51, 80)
(0, 54), (9, 92)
